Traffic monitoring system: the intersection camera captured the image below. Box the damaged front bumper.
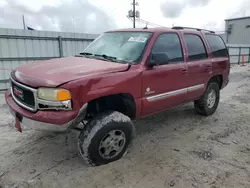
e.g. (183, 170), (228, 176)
(5, 90), (87, 133)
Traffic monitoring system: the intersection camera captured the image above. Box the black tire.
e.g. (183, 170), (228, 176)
(194, 82), (220, 116)
(77, 111), (135, 166)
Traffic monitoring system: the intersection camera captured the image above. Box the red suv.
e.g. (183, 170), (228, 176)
(5, 26), (230, 166)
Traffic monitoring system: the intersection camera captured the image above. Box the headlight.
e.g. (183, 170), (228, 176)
(37, 88), (71, 101)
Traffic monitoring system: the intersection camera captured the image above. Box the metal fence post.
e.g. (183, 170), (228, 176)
(58, 36), (63, 57)
(238, 46), (241, 65)
(248, 47), (250, 63)
(227, 46), (231, 64)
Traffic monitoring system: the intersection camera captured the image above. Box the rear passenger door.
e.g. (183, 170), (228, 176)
(183, 33), (212, 101)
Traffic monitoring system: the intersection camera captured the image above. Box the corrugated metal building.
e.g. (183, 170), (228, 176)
(225, 16), (250, 44)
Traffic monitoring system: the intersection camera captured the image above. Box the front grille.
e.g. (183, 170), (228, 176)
(11, 78), (36, 111)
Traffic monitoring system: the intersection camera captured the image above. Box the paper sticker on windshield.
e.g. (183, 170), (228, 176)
(128, 37), (147, 43)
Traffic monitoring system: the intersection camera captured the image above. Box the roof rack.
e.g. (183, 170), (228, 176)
(172, 26), (215, 34)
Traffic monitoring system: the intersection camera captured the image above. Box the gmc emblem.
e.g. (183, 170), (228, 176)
(13, 87), (24, 100)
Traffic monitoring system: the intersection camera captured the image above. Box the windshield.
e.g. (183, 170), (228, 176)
(82, 31), (152, 64)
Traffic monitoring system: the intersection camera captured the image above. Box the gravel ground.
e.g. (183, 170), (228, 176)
(1, 65), (250, 188)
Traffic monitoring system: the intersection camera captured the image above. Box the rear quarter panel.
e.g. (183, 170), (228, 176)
(211, 57), (230, 87)
(200, 33), (230, 89)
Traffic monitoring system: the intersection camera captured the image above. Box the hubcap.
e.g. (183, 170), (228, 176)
(207, 89), (216, 108)
(99, 130), (126, 159)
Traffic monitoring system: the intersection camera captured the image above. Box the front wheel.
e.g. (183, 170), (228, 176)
(77, 111), (135, 166)
(194, 82), (220, 116)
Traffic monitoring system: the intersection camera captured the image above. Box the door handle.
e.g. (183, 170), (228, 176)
(205, 65), (211, 71)
(181, 69), (187, 74)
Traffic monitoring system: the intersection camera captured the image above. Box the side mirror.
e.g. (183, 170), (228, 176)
(148, 52), (169, 67)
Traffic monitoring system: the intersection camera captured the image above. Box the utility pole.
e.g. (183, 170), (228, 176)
(133, 0), (136, 28)
(128, 0), (140, 28)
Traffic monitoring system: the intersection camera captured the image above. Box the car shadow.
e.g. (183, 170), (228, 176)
(2, 102), (208, 183)
(134, 103), (203, 135)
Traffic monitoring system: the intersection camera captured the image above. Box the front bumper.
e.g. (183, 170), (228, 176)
(5, 90), (87, 132)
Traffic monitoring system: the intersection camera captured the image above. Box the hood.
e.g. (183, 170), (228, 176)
(13, 56), (129, 87)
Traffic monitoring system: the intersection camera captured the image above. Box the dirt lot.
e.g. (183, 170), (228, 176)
(1, 65), (250, 188)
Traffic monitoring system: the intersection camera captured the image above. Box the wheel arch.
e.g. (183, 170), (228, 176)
(208, 75), (223, 89)
(86, 93), (136, 120)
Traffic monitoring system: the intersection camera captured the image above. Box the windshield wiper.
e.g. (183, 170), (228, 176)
(76, 52), (94, 58)
(79, 52), (93, 56)
(78, 53), (116, 62)
(93, 54), (117, 62)
(78, 53), (133, 65)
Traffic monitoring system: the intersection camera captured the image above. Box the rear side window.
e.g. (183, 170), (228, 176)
(205, 34), (229, 57)
(184, 34), (208, 61)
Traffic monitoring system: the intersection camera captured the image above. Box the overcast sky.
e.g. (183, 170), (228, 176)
(0, 0), (249, 34)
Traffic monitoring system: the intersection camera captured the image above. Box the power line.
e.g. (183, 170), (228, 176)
(139, 18), (166, 27)
(127, 16), (167, 28)
(127, 17), (225, 34)
(126, 0), (167, 29)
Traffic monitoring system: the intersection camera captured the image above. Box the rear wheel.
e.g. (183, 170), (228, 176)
(77, 111), (135, 166)
(194, 82), (220, 116)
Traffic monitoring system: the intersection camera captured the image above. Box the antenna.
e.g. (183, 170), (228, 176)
(22, 15), (26, 30)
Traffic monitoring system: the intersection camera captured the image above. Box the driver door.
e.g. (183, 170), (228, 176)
(141, 32), (188, 116)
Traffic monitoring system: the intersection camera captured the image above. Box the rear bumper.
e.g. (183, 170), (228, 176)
(5, 90), (87, 132)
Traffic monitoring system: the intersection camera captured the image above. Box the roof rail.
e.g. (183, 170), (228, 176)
(172, 26), (215, 34)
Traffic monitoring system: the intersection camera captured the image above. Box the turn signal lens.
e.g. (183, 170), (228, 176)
(56, 90), (71, 101)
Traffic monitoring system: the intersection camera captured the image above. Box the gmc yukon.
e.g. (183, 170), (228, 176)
(5, 26), (230, 166)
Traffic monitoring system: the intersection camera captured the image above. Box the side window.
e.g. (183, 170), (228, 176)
(152, 33), (183, 64)
(205, 34), (229, 57)
(184, 34), (208, 61)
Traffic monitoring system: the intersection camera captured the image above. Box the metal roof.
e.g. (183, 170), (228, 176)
(225, 16), (250, 21)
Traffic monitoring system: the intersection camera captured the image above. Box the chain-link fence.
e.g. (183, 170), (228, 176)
(227, 45), (250, 64)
